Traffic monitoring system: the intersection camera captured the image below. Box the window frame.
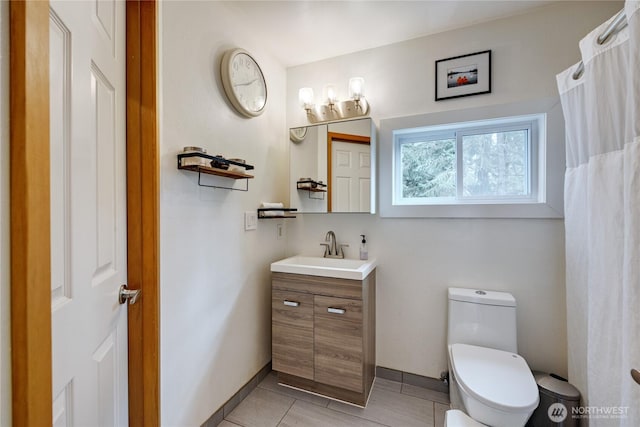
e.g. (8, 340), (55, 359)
(393, 117), (539, 206)
(378, 98), (565, 218)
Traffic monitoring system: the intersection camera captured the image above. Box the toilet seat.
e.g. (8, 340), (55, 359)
(450, 343), (539, 414)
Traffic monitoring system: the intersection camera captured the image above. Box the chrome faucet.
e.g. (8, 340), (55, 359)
(321, 230), (348, 258)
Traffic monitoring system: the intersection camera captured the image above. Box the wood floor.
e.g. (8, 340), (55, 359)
(221, 372), (450, 427)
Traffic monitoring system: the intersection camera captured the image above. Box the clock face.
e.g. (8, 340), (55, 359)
(221, 49), (267, 117)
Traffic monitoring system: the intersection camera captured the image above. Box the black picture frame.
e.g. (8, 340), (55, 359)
(435, 50), (491, 101)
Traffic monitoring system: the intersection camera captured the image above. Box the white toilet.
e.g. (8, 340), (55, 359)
(445, 288), (539, 427)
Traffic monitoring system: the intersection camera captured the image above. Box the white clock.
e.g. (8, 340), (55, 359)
(220, 48), (267, 118)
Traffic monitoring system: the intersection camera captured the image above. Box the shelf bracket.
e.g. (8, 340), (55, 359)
(297, 180), (327, 200)
(197, 171), (249, 191)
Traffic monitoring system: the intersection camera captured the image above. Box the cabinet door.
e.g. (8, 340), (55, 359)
(272, 289), (314, 380)
(314, 296), (363, 392)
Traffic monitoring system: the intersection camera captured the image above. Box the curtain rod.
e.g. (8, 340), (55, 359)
(572, 10), (628, 80)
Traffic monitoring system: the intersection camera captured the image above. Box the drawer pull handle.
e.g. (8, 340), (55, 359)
(283, 300), (300, 307)
(327, 307), (346, 315)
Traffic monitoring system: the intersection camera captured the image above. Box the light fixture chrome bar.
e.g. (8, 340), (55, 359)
(572, 10), (627, 80)
(306, 98), (370, 124)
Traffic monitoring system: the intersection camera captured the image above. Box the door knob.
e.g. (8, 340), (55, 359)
(632, 369), (640, 386)
(119, 284), (141, 305)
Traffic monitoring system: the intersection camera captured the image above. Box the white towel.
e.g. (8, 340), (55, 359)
(261, 202), (284, 209)
(260, 202), (284, 217)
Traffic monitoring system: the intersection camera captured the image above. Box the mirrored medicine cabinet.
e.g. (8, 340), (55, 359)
(289, 118), (376, 213)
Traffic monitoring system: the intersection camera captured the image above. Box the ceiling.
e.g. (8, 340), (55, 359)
(220, 0), (558, 67)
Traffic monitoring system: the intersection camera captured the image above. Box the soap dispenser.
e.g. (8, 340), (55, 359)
(359, 235), (368, 260)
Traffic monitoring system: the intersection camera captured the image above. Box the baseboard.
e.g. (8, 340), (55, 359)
(201, 362), (272, 427)
(376, 366), (449, 394)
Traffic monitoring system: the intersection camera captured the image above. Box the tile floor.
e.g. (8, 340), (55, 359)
(222, 372), (450, 427)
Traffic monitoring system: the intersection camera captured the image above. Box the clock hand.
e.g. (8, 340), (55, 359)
(233, 78), (258, 87)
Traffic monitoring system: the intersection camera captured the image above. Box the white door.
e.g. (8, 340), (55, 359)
(331, 141), (371, 212)
(49, 0), (128, 425)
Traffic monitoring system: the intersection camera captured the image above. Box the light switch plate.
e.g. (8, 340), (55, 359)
(244, 211), (257, 231)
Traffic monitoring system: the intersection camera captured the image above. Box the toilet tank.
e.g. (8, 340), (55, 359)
(447, 287), (518, 353)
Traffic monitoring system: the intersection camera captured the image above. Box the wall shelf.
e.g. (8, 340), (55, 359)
(178, 153), (254, 191)
(297, 180), (326, 200)
(257, 208), (298, 219)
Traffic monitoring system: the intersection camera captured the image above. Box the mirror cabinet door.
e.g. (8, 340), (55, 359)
(289, 118), (375, 213)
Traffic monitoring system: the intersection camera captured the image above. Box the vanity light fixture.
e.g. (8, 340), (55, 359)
(299, 77), (370, 124)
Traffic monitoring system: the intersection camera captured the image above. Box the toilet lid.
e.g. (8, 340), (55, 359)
(451, 343), (539, 413)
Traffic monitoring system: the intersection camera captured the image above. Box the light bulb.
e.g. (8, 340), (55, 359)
(349, 77), (365, 101)
(298, 87), (314, 110)
(323, 84), (338, 104)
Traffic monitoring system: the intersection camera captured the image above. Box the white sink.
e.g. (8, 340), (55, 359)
(271, 256), (377, 280)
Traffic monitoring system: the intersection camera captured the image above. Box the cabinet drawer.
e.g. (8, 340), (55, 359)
(272, 272), (363, 299)
(272, 290), (314, 380)
(314, 296), (363, 393)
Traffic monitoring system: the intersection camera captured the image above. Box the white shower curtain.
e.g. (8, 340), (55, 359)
(557, 1), (639, 425)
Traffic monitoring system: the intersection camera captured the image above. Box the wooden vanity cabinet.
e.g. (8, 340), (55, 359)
(271, 270), (376, 407)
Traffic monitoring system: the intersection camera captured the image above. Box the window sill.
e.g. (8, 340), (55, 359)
(382, 202), (563, 219)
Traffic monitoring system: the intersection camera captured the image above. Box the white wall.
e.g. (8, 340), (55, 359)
(0, 1), (10, 424)
(286, 2), (622, 380)
(159, 2), (288, 426)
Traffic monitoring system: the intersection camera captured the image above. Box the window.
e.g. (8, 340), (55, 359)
(394, 116), (539, 205)
(379, 99), (565, 218)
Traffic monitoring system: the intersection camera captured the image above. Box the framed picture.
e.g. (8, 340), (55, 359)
(435, 50), (491, 101)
